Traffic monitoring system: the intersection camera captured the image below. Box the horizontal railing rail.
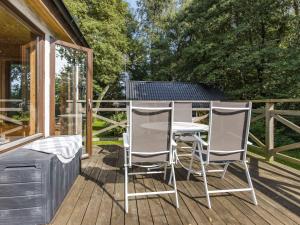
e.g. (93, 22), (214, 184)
(0, 99), (23, 103)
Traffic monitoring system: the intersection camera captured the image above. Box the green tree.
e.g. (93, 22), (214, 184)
(132, 0), (181, 81)
(133, 0), (300, 100)
(64, 0), (132, 100)
(170, 0), (300, 99)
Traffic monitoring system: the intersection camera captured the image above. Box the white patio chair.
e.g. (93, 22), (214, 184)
(187, 101), (258, 208)
(174, 102), (207, 147)
(123, 101), (179, 213)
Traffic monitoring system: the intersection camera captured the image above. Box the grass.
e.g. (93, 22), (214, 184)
(92, 118), (125, 138)
(93, 140), (123, 146)
(92, 118), (123, 145)
(282, 149), (300, 159)
(275, 156), (300, 170)
(93, 120), (106, 130)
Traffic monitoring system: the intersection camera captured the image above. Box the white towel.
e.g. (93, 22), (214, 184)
(24, 135), (82, 163)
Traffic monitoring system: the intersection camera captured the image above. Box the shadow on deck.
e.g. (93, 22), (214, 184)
(50, 145), (300, 225)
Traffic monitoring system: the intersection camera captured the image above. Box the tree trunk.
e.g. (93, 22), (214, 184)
(94, 84), (110, 113)
(293, 0), (299, 16)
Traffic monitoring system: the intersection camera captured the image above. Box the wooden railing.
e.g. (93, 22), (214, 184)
(250, 99), (300, 164)
(92, 99), (300, 164)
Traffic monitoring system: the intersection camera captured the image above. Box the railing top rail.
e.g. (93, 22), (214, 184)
(248, 99), (300, 103)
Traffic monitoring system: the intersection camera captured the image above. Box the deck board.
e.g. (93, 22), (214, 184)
(81, 147), (114, 225)
(51, 157), (99, 225)
(50, 145), (300, 225)
(110, 148), (125, 225)
(152, 175), (183, 225)
(228, 162), (300, 223)
(223, 167), (298, 225)
(124, 175), (139, 225)
(135, 174), (155, 225)
(95, 147), (120, 225)
(143, 177), (169, 225)
(67, 157), (104, 225)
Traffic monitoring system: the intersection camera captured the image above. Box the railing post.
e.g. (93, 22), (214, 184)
(265, 102), (275, 161)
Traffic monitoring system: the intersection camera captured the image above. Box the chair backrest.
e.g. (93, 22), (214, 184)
(207, 101), (252, 163)
(174, 102), (192, 122)
(128, 101), (174, 165)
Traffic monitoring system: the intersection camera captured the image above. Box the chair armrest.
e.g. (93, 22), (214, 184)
(123, 133), (129, 148)
(193, 134), (208, 146)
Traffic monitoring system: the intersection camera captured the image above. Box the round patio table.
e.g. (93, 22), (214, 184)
(172, 122), (208, 133)
(139, 121), (209, 133)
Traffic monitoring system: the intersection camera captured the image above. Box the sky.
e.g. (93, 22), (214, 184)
(124, 0), (137, 10)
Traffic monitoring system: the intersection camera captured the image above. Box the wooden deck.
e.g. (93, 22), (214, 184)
(50, 145), (300, 225)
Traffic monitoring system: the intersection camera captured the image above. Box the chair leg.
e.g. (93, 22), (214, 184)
(221, 162), (229, 179)
(201, 163), (211, 209)
(168, 170), (173, 185)
(187, 143), (196, 180)
(124, 165), (129, 213)
(243, 161), (258, 205)
(171, 164), (179, 208)
(168, 149), (176, 185)
(163, 164), (167, 180)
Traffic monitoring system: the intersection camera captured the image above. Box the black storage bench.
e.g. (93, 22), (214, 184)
(0, 147), (81, 225)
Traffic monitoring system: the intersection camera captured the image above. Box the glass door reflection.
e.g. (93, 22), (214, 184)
(54, 44), (90, 154)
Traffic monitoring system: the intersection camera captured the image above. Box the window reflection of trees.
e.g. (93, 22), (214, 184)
(55, 45), (87, 135)
(9, 64), (22, 99)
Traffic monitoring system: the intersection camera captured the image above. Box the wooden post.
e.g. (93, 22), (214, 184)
(265, 102), (275, 161)
(0, 61), (4, 110)
(29, 42), (37, 135)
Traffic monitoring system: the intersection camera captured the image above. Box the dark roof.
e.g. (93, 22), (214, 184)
(126, 81), (225, 101)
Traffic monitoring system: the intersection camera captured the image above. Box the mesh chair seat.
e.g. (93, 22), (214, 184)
(193, 149), (238, 164)
(131, 152), (169, 163)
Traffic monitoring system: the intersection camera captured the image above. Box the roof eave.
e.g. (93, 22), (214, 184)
(51, 0), (90, 48)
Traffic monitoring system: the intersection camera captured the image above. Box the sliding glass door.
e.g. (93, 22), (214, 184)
(50, 40), (93, 156)
(0, 4), (40, 146)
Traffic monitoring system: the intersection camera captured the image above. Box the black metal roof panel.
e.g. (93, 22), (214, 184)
(126, 81), (225, 101)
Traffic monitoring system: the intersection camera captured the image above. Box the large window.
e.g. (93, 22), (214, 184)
(0, 4), (39, 145)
